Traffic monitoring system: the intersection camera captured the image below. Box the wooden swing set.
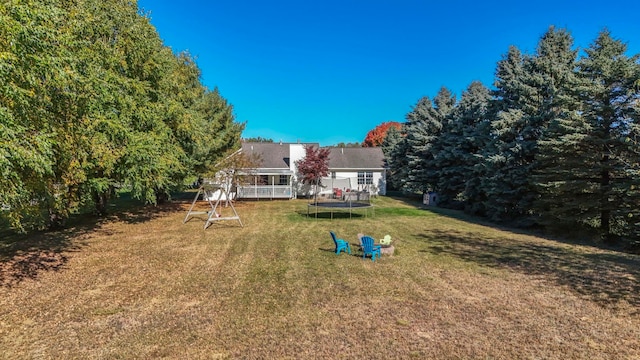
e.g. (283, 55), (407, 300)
(183, 183), (243, 229)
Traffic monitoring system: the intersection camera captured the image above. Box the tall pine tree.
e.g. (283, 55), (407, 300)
(483, 27), (578, 225)
(402, 91), (449, 194)
(435, 81), (491, 209)
(381, 125), (404, 191)
(570, 30), (640, 243)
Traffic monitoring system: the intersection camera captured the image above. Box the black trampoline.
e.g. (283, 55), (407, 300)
(307, 192), (374, 219)
(312, 202), (372, 208)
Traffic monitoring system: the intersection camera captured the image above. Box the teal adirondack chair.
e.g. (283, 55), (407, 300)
(360, 235), (381, 261)
(330, 231), (351, 255)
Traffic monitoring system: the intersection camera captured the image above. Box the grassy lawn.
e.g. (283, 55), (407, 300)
(1, 195), (639, 359)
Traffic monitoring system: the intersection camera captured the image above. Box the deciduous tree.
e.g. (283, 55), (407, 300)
(363, 121), (401, 147)
(295, 145), (330, 202)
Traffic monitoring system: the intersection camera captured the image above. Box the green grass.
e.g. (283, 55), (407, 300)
(0, 196), (639, 359)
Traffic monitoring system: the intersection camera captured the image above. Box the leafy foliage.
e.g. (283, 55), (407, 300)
(242, 137), (274, 143)
(207, 148), (262, 189)
(295, 145), (331, 186)
(363, 121), (401, 147)
(0, 0), (243, 231)
(332, 141), (361, 148)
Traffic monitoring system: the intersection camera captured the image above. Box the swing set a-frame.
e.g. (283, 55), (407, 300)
(183, 183), (243, 229)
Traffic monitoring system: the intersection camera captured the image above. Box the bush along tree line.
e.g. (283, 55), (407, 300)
(383, 26), (640, 248)
(0, 0), (244, 232)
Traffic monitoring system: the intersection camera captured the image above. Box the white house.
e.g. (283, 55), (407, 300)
(323, 146), (387, 197)
(234, 142), (387, 200)
(234, 142), (306, 199)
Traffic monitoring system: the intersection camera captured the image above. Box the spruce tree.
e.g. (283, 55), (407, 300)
(482, 45), (533, 222)
(403, 95), (444, 194)
(571, 30), (640, 243)
(484, 27), (578, 225)
(381, 125), (403, 191)
(435, 81), (491, 208)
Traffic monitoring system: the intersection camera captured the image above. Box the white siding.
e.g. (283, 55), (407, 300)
(330, 170), (386, 195)
(289, 144), (306, 172)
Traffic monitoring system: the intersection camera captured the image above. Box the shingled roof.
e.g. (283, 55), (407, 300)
(326, 147), (385, 170)
(241, 142), (318, 170)
(240, 142), (385, 171)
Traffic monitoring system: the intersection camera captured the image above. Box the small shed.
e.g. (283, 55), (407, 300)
(423, 192), (438, 206)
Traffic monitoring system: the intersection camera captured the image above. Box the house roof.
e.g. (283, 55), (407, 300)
(241, 142), (317, 170)
(241, 142), (289, 169)
(326, 147), (385, 170)
(240, 142), (385, 171)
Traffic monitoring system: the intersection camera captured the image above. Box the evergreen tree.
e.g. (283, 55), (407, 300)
(566, 30), (640, 243)
(481, 45), (531, 222)
(387, 124), (411, 192)
(381, 125), (403, 191)
(402, 96), (443, 193)
(434, 86), (457, 118)
(435, 81), (491, 208)
(483, 27), (578, 224)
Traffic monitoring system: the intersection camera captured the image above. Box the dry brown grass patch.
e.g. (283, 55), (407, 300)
(1, 196), (638, 359)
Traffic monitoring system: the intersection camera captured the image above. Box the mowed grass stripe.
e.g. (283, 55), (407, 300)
(0, 197), (638, 359)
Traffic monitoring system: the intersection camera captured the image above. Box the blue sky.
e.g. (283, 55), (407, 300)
(138, 0), (640, 147)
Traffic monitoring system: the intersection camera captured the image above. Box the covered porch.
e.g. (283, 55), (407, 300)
(236, 170), (295, 200)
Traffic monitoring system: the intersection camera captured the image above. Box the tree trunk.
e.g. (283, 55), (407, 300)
(155, 189), (169, 205)
(600, 160), (615, 244)
(94, 191), (109, 217)
(48, 209), (66, 230)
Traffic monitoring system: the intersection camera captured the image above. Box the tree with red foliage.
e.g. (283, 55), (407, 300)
(363, 121), (402, 147)
(295, 145), (330, 201)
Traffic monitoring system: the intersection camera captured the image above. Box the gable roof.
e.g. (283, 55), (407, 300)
(240, 142), (386, 171)
(241, 142), (318, 170)
(241, 142), (289, 169)
(326, 147), (385, 170)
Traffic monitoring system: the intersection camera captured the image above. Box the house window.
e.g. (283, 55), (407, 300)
(358, 171), (373, 185)
(331, 172), (336, 179)
(279, 175), (288, 185)
(259, 175), (268, 185)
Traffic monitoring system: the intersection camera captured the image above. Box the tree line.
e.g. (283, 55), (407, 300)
(1, 0), (244, 232)
(383, 27), (640, 247)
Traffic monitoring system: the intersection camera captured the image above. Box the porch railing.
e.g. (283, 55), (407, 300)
(237, 185), (294, 199)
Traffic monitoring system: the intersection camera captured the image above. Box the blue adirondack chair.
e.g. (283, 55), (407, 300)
(360, 235), (381, 261)
(330, 231), (351, 255)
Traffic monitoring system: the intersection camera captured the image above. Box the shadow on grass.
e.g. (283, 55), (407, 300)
(384, 195), (633, 254)
(419, 229), (640, 310)
(296, 209), (369, 220)
(319, 247), (375, 261)
(0, 222), (93, 288)
(0, 197), (186, 288)
(107, 201), (185, 225)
